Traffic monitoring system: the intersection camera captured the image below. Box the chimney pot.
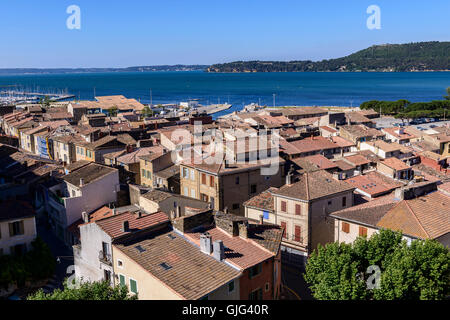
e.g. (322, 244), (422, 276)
(213, 240), (225, 261)
(200, 232), (213, 254)
(79, 178), (84, 187)
(259, 214), (264, 225)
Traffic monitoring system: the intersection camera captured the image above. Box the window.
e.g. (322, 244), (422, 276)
(9, 221), (24, 237)
(281, 201), (287, 212)
(190, 169), (195, 181)
(119, 274), (126, 287)
(249, 288), (263, 300)
(294, 225), (301, 242)
(342, 222), (350, 233)
(129, 278), (138, 294)
(232, 203), (239, 210)
(104, 270), (111, 283)
(342, 197), (347, 207)
(117, 259), (123, 268)
(191, 189), (196, 198)
(235, 176), (240, 185)
(295, 204), (301, 215)
(209, 176), (214, 187)
(146, 170), (151, 179)
(184, 187), (189, 196)
(265, 282), (270, 292)
(328, 200), (332, 206)
(281, 221), (287, 239)
(183, 167), (189, 179)
(249, 263), (262, 279)
(141, 169), (145, 178)
(228, 280), (235, 293)
(250, 184), (257, 194)
(359, 226), (368, 237)
(201, 173), (206, 185)
(201, 193), (209, 202)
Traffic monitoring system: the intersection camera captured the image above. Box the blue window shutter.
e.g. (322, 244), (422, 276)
(263, 210), (269, 220)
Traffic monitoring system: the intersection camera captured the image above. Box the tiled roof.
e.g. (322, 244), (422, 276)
(96, 211), (169, 239)
(377, 191), (450, 239)
(333, 159), (356, 171)
(382, 127), (415, 140)
(344, 154), (370, 166)
(272, 170), (354, 201)
(63, 163), (117, 187)
(363, 140), (400, 153)
(114, 226), (241, 300)
(303, 154), (338, 170)
(330, 194), (397, 226)
(116, 147), (159, 165)
(330, 136), (356, 148)
(141, 189), (174, 203)
(340, 125), (385, 139)
(287, 136), (338, 154)
(320, 126), (338, 133)
(437, 181), (450, 196)
(243, 187), (277, 212)
(345, 171), (403, 197)
(381, 157), (411, 171)
(154, 165), (180, 179)
(185, 226), (275, 270)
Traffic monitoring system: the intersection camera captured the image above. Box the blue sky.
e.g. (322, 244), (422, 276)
(0, 0), (448, 68)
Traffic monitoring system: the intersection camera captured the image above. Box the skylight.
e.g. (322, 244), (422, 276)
(160, 262), (172, 271)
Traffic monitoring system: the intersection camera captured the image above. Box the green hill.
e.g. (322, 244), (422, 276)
(207, 41), (450, 72)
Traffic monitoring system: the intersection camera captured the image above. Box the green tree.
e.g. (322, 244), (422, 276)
(445, 87), (450, 100)
(107, 105), (119, 117)
(27, 280), (137, 300)
(304, 229), (450, 300)
(142, 105), (153, 118)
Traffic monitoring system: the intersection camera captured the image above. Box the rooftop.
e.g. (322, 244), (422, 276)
(63, 163), (117, 187)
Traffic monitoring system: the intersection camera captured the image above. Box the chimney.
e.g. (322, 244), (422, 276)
(224, 159), (229, 168)
(394, 187), (405, 201)
(200, 232), (213, 254)
(79, 178), (84, 187)
(259, 214), (264, 225)
(122, 220), (130, 232)
(112, 207), (116, 215)
(176, 206), (181, 218)
(82, 211), (89, 223)
(137, 211), (143, 218)
(286, 172), (292, 185)
(213, 240), (225, 261)
(223, 207), (228, 214)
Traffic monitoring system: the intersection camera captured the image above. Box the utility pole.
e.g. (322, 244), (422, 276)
(273, 94), (276, 108)
(150, 89), (153, 106)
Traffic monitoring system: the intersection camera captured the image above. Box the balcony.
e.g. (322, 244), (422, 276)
(99, 250), (112, 266)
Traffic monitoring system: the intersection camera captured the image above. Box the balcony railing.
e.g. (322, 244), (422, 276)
(282, 233), (304, 244)
(99, 250), (112, 265)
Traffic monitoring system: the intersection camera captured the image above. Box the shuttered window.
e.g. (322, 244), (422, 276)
(201, 173), (206, 185)
(295, 204), (301, 215)
(281, 201), (287, 212)
(209, 176), (214, 187)
(294, 225), (301, 242)
(129, 279), (138, 294)
(119, 274), (126, 287)
(342, 222), (350, 233)
(280, 221), (287, 239)
(359, 226), (368, 237)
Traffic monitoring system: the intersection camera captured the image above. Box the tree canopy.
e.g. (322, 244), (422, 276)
(304, 229), (450, 300)
(27, 280), (137, 300)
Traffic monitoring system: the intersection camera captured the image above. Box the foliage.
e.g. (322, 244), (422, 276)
(445, 87), (450, 100)
(304, 229), (450, 300)
(359, 98), (450, 119)
(142, 105), (153, 118)
(107, 105), (119, 117)
(39, 96), (51, 107)
(27, 280), (137, 300)
(208, 42), (450, 72)
(0, 237), (55, 289)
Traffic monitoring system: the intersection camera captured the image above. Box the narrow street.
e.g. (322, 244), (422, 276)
(281, 264), (314, 300)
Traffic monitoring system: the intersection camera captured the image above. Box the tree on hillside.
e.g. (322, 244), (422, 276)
(304, 229), (450, 300)
(27, 280), (137, 300)
(142, 105), (153, 118)
(445, 87), (450, 100)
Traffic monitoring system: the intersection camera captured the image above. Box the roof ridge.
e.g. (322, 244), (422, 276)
(305, 172), (310, 200)
(403, 200), (430, 238)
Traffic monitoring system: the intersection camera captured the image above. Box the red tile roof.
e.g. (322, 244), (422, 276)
(96, 211), (170, 239)
(184, 227), (274, 270)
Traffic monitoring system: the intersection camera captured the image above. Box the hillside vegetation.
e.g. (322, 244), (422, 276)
(207, 42), (450, 72)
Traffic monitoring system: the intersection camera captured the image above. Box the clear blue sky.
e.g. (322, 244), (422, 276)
(0, 0), (448, 68)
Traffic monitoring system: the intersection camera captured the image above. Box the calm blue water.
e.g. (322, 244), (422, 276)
(0, 71), (449, 118)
